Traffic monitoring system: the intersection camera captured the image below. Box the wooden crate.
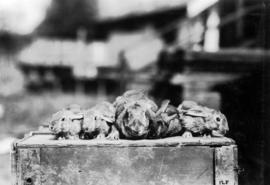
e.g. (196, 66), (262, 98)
(11, 132), (238, 185)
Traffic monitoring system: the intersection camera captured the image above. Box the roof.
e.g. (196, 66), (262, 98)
(97, 0), (188, 20)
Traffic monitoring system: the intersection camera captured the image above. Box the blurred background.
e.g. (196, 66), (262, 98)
(0, 0), (270, 184)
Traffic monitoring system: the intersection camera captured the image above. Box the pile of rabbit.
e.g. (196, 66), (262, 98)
(48, 90), (229, 140)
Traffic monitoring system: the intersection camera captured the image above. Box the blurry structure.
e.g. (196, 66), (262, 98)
(97, 0), (188, 20)
(18, 0), (187, 94)
(171, 72), (239, 109)
(0, 59), (24, 97)
(204, 6), (220, 52)
(17, 0), (266, 105)
(18, 0), (222, 94)
(118, 51), (130, 93)
(0, 0), (269, 185)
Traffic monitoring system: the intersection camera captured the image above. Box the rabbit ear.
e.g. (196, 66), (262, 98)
(178, 100), (198, 111)
(156, 99), (170, 115)
(146, 109), (156, 120)
(117, 108), (128, 121)
(124, 89), (145, 99)
(51, 111), (64, 122)
(70, 113), (83, 120)
(162, 114), (177, 123)
(113, 96), (124, 107)
(115, 104), (125, 116)
(137, 89), (147, 95)
(145, 99), (158, 111)
(100, 115), (114, 123)
(185, 108), (208, 117)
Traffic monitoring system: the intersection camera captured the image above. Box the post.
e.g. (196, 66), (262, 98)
(204, 5), (220, 52)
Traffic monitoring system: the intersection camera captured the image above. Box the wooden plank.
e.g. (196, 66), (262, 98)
(14, 133), (238, 184)
(215, 145), (238, 185)
(38, 146), (213, 185)
(17, 148), (40, 185)
(10, 143), (17, 185)
(16, 134), (235, 148)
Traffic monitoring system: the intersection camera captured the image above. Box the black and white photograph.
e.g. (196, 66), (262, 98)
(0, 0), (269, 184)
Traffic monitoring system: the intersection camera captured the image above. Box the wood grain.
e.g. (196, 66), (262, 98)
(12, 133), (238, 185)
(15, 133), (235, 148)
(18, 147), (214, 185)
(17, 148), (40, 185)
(215, 145), (238, 185)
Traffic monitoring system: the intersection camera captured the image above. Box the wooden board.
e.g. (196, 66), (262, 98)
(16, 146), (214, 185)
(12, 133), (238, 185)
(16, 133), (235, 148)
(215, 145), (238, 185)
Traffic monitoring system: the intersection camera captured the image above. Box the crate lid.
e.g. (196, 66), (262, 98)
(14, 131), (235, 148)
